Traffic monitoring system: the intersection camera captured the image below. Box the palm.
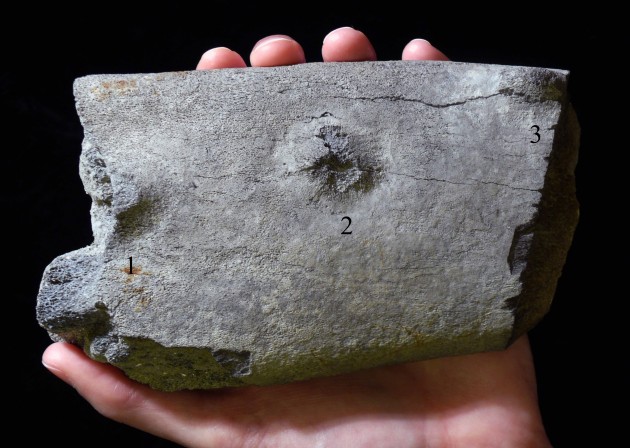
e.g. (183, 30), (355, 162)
(173, 336), (545, 447)
(45, 336), (547, 447)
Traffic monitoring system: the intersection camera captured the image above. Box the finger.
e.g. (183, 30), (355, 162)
(250, 35), (306, 67)
(42, 342), (165, 423)
(322, 26), (377, 62)
(402, 38), (449, 61)
(196, 47), (247, 70)
(42, 342), (206, 445)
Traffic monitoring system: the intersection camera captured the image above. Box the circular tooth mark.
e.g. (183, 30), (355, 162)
(303, 125), (382, 198)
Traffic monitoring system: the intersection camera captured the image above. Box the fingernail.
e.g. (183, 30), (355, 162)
(43, 350), (76, 388)
(42, 352), (63, 373)
(409, 38), (432, 46)
(323, 26), (356, 44)
(42, 346), (65, 374)
(42, 358), (63, 375)
(253, 35), (296, 51)
(202, 47), (235, 57)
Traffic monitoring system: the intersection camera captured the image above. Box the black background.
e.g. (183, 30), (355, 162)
(5, 3), (624, 447)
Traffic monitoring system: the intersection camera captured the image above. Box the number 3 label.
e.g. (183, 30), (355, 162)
(530, 125), (540, 143)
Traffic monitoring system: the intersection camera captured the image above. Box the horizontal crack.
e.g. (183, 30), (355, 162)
(389, 172), (539, 192)
(332, 91), (506, 108)
(466, 178), (540, 192)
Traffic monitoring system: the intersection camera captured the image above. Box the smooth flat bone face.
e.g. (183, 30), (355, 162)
(37, 61), (579, 391)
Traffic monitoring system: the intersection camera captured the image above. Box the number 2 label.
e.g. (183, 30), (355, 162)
(341, 216), (352, 234)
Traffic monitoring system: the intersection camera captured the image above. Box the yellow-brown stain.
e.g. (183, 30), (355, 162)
(122, 265), (142, 275)
(402, 326), (427, 346)
(135, 295), (152, 312)
(121, 265), (153, 283)
(91, 79), (138, 100)
(121, 284), (152, 312)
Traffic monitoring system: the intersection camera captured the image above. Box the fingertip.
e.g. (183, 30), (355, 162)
(322, 26), (355, 45)
(41, 342), (189, 442)
(43, 342), (121, 393)
(250, 35), (305, 67)
(43, 341), (125, 397)
(402, 38), (449, 61)
(322, 26), (376, 62)
(42, 342), (73, 380)
(45, 342), (158, 423)
(197, 47), (247, 70)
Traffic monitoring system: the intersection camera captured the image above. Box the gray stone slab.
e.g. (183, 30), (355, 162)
(37, 61), (579, 390)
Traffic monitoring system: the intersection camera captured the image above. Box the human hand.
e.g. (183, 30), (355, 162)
(43, 27), (551, 447)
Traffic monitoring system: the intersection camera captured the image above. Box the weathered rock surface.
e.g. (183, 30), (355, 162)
(37, 61), (579, 390)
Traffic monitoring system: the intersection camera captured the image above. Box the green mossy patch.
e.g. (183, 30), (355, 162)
(115, 197), (158, 239)
(109, 338), (248, 391)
